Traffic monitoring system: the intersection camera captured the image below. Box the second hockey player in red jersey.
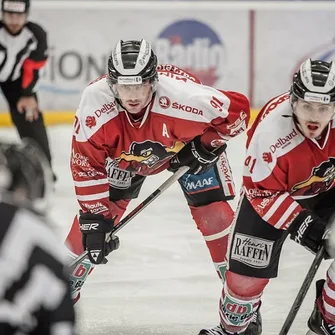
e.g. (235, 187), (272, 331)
(200, 59), (335, 335)
(64, 38), (256, 329)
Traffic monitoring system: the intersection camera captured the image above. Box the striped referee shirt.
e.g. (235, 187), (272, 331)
(0, 201), (75, 335)
(0, 21), (47, 95)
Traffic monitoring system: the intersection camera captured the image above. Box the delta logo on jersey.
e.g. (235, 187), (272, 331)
(292, 40), (335, 76)
(155, 19), (225, 86)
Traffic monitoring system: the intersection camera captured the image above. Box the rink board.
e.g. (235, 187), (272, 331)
(1, 2), (335, 114)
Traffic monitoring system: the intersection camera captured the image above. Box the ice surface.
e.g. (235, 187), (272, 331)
(1, 126), (331, 335)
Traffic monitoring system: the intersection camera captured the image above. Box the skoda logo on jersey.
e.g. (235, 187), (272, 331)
(155, 19), (225, 86)
(159, 96), (171, 109)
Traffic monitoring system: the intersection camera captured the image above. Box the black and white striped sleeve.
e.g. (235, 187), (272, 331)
(0, 202), (75, 335)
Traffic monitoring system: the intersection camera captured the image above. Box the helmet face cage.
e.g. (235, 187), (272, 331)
(107, 39), (158, 98)
(291, 58), (335, 105)
(1, 0), (30, 13)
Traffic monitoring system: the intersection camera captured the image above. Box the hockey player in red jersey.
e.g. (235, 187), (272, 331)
(65, 38), (252, 327)
(199, 58), (335, 335)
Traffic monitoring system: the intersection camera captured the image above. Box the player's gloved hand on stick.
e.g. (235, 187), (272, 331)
(290, 209), (328, 254)
(169, 135), (226, 175)
(79, 211), (120, 265)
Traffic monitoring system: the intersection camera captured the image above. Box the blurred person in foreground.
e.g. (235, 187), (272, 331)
(0, 139), (75, 334)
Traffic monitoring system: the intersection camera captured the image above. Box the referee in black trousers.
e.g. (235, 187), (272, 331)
(0, 0), (54, 177)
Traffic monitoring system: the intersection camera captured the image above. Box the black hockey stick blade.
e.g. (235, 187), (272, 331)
(278, 243), (326, 335)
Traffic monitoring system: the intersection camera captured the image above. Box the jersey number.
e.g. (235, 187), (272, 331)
(210, 96), (224, 112)
(74, 116), (80, 135)
(244, 155), (256, 174)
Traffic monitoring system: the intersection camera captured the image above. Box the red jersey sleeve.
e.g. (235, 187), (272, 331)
(197, 89), (250, 149)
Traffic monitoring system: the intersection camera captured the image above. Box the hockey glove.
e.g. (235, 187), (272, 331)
(79, 211), (120, 265)
(169, 135), (226, 175)
(290, 210), (328, 254)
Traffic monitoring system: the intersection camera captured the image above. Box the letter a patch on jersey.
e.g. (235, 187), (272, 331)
(162, 123), (170, 138)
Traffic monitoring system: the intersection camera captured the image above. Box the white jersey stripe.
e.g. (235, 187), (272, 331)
(323, 298), (335, 315)
(262, 193), (289, 222)
(73, 178), (108, 187)
(324, 282), (335, 301)
(76, 191), (110, 201)
(274, 201), (300, 229)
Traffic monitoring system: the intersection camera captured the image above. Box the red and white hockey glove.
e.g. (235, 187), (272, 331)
(79, 211), (120, 265)
(169, 135), (226, 175)
(290, 210), (328, 254)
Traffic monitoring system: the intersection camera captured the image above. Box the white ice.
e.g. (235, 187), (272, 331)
(1, 125), (331, 335)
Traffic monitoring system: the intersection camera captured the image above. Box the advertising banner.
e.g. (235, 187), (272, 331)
(9, 8), (249, 111)
(254, 10), (335, 107)
(1, 2), (334, 115)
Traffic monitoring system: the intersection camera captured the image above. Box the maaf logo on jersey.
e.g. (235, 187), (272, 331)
(291, 158), (335, 196)
(118, 140), (184, 175)
(155, 19), (225, 86)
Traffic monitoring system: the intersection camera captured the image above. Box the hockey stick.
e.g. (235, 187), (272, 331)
(69, 166), (189, 272)
(278, 243), (326, 335)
